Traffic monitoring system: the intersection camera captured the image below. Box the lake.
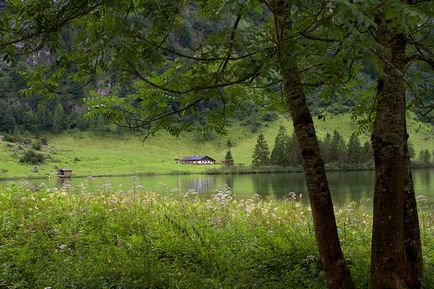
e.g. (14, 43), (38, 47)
(2, 169), (433, 209)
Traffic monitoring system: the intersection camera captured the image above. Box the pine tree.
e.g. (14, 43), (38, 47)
(320, 133), (332, 163)
(0, 107), (16, 133)
(270, 126), (289, 166)
(224, 150), (234, 166)
(52, 102), (65, 133)
(286, 131), (301, 167)
(227, 139), (232, 149)
(347, 134), (362, 164)
(329, 130), (347, 164)
(252, 133), (270, 167)
(37, 103), (51, 131)
(408, 142), (415, 160)
(419, 149), (431, 167)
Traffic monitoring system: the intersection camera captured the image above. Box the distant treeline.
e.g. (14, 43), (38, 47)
(251, 126), (434, 169)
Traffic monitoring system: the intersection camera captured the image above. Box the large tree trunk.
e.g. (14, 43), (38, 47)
(370, 20), (408, 289)
(370, 3), (424, 286)
(271, 1), (354, 288)
(403, 130), (423, 289)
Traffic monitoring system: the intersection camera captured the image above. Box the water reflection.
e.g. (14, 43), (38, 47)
(1, 169), (433, 207)
(252, 174), (271, 199)
(184, 175), (216, 193)
(57, 177), (72, 187)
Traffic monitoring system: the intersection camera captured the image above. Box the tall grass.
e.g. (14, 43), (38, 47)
(0, 184), (433, 289)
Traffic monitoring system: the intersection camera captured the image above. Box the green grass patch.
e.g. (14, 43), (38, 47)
(1, 114), (433, 179)
(0, 185), (433, 288)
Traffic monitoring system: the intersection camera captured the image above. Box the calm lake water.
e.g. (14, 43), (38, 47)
(2, 169), (433, 209)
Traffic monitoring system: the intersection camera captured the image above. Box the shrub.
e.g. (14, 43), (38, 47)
(2, 134), (32, 145)
(20, 149), (45, 164)
(2, 134), (19, 143)
(32, 140), (42, 150)
(39, 138), (48, 145)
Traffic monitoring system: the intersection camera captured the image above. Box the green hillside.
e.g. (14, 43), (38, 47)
(0, 114), (433, 179)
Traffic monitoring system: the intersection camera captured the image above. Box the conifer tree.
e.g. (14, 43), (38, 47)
(419, 149), (431, 167)
(270, 126), (288, 166)
(37, 103), (51, 131)
(0, 107), (16, 133)
(286, 131), (301, 167)
(347, 134), (362, 164)
(227, 139), (232, 149)
(252, 133), (270, 167)
(408, 142), (415, 160)
(330, 130), (347, 164)
(52, 102), (65, 133)
(320, 133), (333, 163)
(224, 150), (234, 166)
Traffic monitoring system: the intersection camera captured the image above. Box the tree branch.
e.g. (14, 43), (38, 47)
(131, 63), (263, 95)
(1, 1), (103, 49)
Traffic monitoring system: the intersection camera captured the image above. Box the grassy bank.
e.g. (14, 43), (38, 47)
(1, 114), (433, 179)
(0, 186), (433, 288)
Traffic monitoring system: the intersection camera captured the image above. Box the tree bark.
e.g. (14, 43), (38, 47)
(403, 129), (423, 289)
(271, 1), (355, 288)
(370, 19), (408, 289)
(402, 3), (424, 285)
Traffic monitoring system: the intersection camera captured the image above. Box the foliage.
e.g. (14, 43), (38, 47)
(286, 131), (302, 167)
(252, 133), (270, 167)
(2, 0), (430, 140)
(267, 128), (373, 169)
(224, 150), (234, 166)
(270, 126), (289, 167)
(329, 130), (347, 165)
(347, 134), (362, 164)
(19, 149), (44, 164)
(52, 102), (65, 134)
(418, 149), (432, 168)
(227, 139), (232, 149)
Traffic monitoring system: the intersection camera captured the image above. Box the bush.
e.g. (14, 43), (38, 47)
(32, 140), (42, 150)
(39, 138), (48, 145)
(2, 134), (32, 145)
(2, 134), (19, 143)
(262, 111), (278, 122)
(20, 149), (45, 164)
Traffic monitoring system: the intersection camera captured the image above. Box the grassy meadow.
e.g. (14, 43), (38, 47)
(0, 114), (433, 179)
(0, 185), (433, 289)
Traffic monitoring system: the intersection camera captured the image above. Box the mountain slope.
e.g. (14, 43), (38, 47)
(0, 114), (432, 179)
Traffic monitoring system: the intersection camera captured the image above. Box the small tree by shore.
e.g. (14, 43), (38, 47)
(252, 133), (270, 167)
(224, 150), (234, 166)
